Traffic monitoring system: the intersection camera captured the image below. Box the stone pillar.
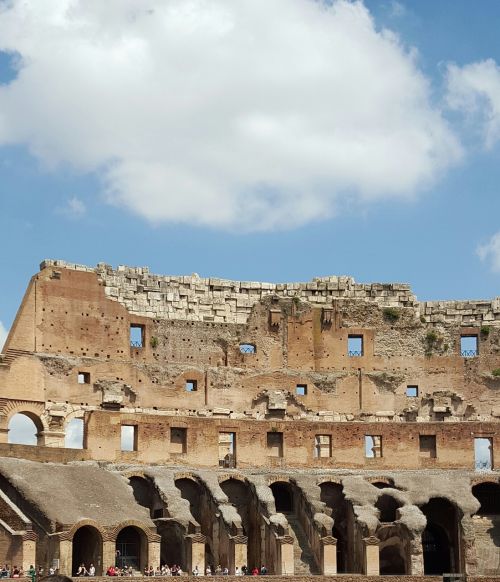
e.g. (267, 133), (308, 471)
(409, 536), (424, 575)
(58, 538), (73, 576)
(278, 538), (294, 576)
(21, 533), (37, 573)
(363, 536), (380, 576)
(148, 540), (161, 569)
(102, 540), (116, 571)
(230, 535), (248, 574)
(320, 535), (337, 575)
(0, 427), (9, 444)
(187, 534), (206, 575)
(39, 430), (65, 447)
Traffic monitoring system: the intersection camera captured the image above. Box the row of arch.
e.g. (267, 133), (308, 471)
(57, 477), (500, 576)
(7, 413), (84, 448)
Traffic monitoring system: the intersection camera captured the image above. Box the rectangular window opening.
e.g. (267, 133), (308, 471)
(419, 435), (437, 458)
(314, 435), (332, 458)
(348, 335), (363, 357)
(267, 431), (283, 458)
(406, 385), (418, 397)
(77, 371), (90, 384)
(185, 379), (198, 392)
(219, 432), (236, 468)
(239, 343), (256, 354)
(475, 437), (493, 471)
(365, 435), (382, 458)
(461, 335), (478, 357)
(170, 427), (187, 454)
(130, 324), (145, 348)
(121, 425), (137, 452)
(296, 384), (307, 396)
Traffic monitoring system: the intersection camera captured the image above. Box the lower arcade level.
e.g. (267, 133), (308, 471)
(0, 459), (498, 577)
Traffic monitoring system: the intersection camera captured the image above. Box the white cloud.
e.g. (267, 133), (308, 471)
(0, 321), (8, 351)
(477, 231), (500, 273)
(446, 59), (500, 149)
(56, 196), (86, 218)
(0, 0), (461, 231)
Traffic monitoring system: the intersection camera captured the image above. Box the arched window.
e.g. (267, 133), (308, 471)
(8, 413), (40, 445)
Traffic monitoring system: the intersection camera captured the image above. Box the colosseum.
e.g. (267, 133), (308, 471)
(0, 259), (499, 578)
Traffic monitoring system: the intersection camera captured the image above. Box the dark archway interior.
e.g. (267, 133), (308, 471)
(472, 483), (500, 515)
(159, 521), (185, 569)
(421, 498), (460, 575)
(175, 478), (202, 523)
(116, 527), (142, 570)
(72, 526), (102, 575)
(270, 482), (293, 513)
(129, 476), (151, 509)
(376, 495), (400, 523)
(379, 544), (406, 574)
(320, 483), (349, 573)
(371, 481), (394, 489)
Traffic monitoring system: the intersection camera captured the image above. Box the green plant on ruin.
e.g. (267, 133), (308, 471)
(424, 329), (444, 355)
(383, 307), (400, 323)
(150, 336), (158, 349)
(492, 368), (500, 377)
(481, 326), (491, 338)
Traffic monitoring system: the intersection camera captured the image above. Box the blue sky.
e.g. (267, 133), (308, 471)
(1, 0), (500, 343)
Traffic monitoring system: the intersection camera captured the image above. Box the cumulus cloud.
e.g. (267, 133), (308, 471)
(0, 0), (461, 231)
(0, 321), (7, 351)
(477, 232), (500, 273)
(447, 59), (500, 149)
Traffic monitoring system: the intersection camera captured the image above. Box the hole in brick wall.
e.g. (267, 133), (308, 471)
(406, 385), (418, 397)
(78, 372), (90, 384)
(314, 434), (332, 458)
(475, 437), (493, 471)
(185, 380), (198, 392)
(296, 384), (307, 396)
(121, 425), (137, 451)
(170, 428), (187, 454)
(348, 335), (363, 357)
(267, 432), (283, 457)
(65, 418), (84, 449)
(461, 335), (478, 357)
(419, 435), (437, 458)
(239, 343), (256, 354)
(365, 435), (382, 458)
(130, 324), (145, 348)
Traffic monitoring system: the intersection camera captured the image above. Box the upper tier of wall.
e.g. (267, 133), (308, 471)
(40, 259), (500, 326)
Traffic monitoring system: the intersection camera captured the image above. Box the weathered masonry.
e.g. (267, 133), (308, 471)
(0, 259), (500, 576)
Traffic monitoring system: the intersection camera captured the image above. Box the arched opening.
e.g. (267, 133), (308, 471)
(370, 480), (394, 489)
(472, 482), (500, 574)
(421, 498), (460, 574)
(8, 413), (41, 445)
(72, 526), (102, 575)
(65, 418), (84, 449)
(159, 521), (185, 569)
(376, 495), (401, 523)
(116, 526), (146, 572)
(175, 478), (214, 568)
(270, 481), (293, 513)
(221, 478), (260, 570)
(379, 543), (406, 574)
(129, 476), (166, 519)
(320, 482), (350, 573)
(472, 482), (500, 515)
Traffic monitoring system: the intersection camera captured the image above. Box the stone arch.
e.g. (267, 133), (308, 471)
(379, 537), (407, 575)
(376, 494), (402, 523)
(269, 481), (293, 513)
(1, 400), (48, 431)
(114, 524), (150, 573)
(128, 475), (166, 519)
(220, 477), (260, 569)
(366, 477), (395, 488)
(319, 481), (350, 573)
(471, 482), (500, 574)
(71, 523), (103, 575)
(7, 412), (44, 445)
(420, 497), (461, 574)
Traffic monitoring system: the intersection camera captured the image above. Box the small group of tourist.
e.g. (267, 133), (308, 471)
(106, 565), (133, 576)
(0, 564), (26, 578)
(144, 565), (183, 576)
(75, 564), (96, 576)
(203, 565), (267, 576)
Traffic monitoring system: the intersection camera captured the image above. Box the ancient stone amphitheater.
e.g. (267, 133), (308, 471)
(0, 259), (500, 578)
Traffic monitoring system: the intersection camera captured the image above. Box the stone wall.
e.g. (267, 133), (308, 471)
(40, 260), (500, 326)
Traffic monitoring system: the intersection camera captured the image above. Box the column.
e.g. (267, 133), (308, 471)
(21, 533), (37, 573)
(102, 540), (116, 572)
(320, 535), (337, 575)
(58, 538), (73, 576)
(278, 538), (294, 576)
(230, 535), (248, 574)
(363, 536), (380, 576)
(187, 534), (206, 575)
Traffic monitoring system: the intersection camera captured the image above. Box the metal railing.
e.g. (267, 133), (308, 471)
(348, 350), (363, 357)
(130, 341), (143, 348)
(461, 350), (478, 357)
(239, 344), (256, 354)
(475, 460), (492, 472)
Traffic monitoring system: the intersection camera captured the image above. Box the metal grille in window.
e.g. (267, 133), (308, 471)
(130, 340), (142, 348)
(348, 350), (362, 357)
(461, 349), (478, 357)
(239, 343), (256, 354)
